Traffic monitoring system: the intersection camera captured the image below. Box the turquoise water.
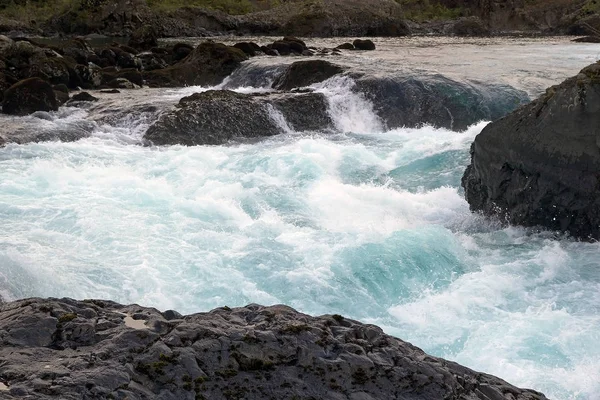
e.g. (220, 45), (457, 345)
(1, 75), (599, 399)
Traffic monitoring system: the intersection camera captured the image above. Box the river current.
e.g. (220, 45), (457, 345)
(1, 37), (599, 399)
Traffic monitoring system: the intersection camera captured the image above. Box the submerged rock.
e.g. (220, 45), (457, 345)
(2, 77), (58, 115)
(355, 74), (529, 131)
(0, 297), (548, 400)
(462, 62), (600, 240)
(272, 59), (345, 90)
(144, 89), (332, 146)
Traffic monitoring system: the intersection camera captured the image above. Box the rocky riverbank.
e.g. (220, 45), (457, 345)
(1, 0), (600, 38)
(0, 297), (548, 400)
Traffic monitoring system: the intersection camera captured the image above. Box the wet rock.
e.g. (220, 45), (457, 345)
(69, 91), (99, 102)
(143, 41), (247, 88)
(128, 24), (158, 51)
(462, 61), (600, 240)
(100, 89), (120, 94)
(353, 39), (376, 50)
(139, 52), (170, 71)
(2, 78), (58, 115)
(572, 36), (600, 43)
(260, 45), (278, 56)
(54, 89), (70, 106)
(336, 42), (355, 50)
(105, 77), (138, 89)
(453, 17), (489, 36)
(171, 42), (194, 62)
(233, 41), (261, 57)
(144, 89), (332, 146)
(0, 298), (548, 400)
(272, 59), (345, 90)
(100, 68), (143, 87)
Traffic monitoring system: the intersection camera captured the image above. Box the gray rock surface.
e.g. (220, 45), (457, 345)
(272, 60), (345, 90)
(144, 89), (332, 146)
(0, 297), (548, 400)
(462, 61), (600, 240)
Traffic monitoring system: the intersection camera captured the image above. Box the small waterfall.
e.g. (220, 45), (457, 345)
(265, 104), (294, 135)
(311, 76), (383, 134)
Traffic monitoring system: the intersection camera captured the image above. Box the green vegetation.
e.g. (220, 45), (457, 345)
(398, 0), (464, 22)
(0, 0), (78, 23)
(583, 0), (600, 14)
(147, 0), (255, 15)
(58, 312), (77, 323)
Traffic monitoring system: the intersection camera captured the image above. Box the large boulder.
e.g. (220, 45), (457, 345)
(0, 297), (549, 400)
(143, 41), (247, 88)
(2, 78), (58, 115)
(144, 89), (332, 145)
(272, 60), (345, 90)
(462, 62), (600, 240)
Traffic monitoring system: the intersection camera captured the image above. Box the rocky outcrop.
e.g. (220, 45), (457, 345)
(462, 61), (600, 240)
(354, 75), (529, 132)
(144, 89), (332, 146)
(128, 24), (159, 51)
(143, 42), (247, 88)
(272, 60), (345, 90)
(2, 77), (58, 115)
(238, 0), (411, 37)
(0, 297), (548, 400)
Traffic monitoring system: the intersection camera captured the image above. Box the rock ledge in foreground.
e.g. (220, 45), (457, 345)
(0, 297), (547, 400)
(462, 61), (600, 240)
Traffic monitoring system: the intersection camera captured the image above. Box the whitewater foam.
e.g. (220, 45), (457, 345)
(0, 77), (598, 400)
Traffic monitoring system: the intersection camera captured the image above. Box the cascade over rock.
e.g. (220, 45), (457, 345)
(354, 75), (529, 131)
(144, 90), (332, 146)
(0, 297), (548, 400)
(462, 61), (600, 240)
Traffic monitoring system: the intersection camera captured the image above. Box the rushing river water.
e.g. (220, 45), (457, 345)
(1, 37), (599, 399)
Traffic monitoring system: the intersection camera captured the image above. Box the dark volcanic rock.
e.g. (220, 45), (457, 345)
(462, 62), (600, 240)
(2, 78), (58, 115)
(272, 60), (345, 90)
(0, 297), (548, 400)
(144, 89), (332, 146)
(353, 39), (376, 50)
(144, 41), (247, 88)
